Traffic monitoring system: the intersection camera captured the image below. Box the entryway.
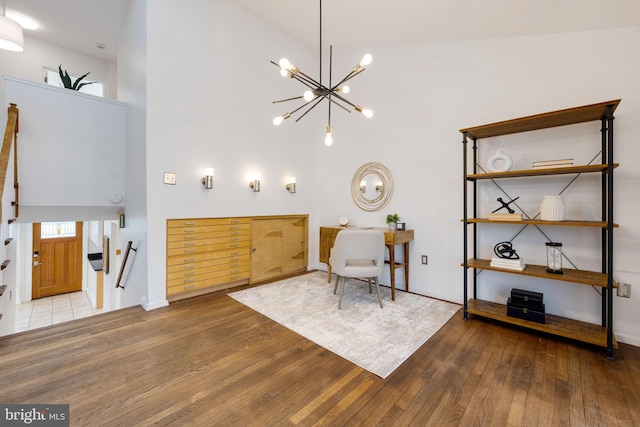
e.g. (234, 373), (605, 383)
(15, 291), (102, 332)
(10, 220), (117, 335)
(32, 222), (83, 299)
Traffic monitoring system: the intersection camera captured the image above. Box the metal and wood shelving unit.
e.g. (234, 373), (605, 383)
(460, 99), (620, 359)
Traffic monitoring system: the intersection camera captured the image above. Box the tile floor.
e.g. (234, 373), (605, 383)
(15, 292), (103, 333)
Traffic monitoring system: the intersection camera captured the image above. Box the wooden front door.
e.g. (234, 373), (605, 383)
(32, 222), (83, 299)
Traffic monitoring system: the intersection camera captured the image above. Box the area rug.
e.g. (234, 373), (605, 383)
(229, 271), (460, 378)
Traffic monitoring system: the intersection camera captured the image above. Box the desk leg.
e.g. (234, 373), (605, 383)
(387, 244), (396, 301)
(327, 266), (332, 283)
(403, 242), (410, 291)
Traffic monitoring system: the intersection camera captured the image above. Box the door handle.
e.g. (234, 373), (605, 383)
(33, 261), (40, 267)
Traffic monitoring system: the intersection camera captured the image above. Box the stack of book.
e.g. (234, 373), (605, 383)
(532, 158), (574, 169)
(488, 213), (522, 221)
(490, 256), (525, 271)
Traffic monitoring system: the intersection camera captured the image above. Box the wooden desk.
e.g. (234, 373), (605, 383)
(319, 226), (414, 301)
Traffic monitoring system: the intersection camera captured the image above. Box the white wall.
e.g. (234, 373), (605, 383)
(139, 1), (639, 345)
(116, 0), (149, 309)
(143, 0), (319, 309)
(312, 28), (640, 345)
(4, 77), (126, 221)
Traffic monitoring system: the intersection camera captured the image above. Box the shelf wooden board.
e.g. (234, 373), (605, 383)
(466, 163), (618, 180)
(459, 99), (621, 139)
(464, 258), (617, 288)
(465, 218), (618, 228)
(466, 299), (617, 348)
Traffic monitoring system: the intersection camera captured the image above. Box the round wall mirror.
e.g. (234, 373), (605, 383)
(351, 162), (393, 211)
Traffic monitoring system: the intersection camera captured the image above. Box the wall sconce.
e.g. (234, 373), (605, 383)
(201, 168), (214, 189)
(360, 179), (366, 193)
(286, 177), (296, 193)
(249, 174), (261, 192)
(375, 180), (383, 193)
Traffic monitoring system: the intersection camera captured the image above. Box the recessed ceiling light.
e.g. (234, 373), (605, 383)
(6, 12), (38, 30)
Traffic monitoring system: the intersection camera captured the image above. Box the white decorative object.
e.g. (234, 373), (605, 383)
(540, 195), (566, 221)
(486, 150), (513, 172)
(338, 216), (349, 226)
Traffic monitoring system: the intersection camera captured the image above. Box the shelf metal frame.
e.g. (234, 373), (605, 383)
(460, 100), (620, 359)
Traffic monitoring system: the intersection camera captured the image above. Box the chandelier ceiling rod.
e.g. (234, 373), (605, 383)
(271, 0), (374, 146)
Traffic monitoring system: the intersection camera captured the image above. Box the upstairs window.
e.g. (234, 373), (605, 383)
(43, 67), (104, 97)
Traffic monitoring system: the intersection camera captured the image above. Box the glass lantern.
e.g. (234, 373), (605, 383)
(546, 242), (563, 274)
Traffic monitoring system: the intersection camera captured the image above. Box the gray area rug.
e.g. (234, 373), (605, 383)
(229, 271), (461, 378)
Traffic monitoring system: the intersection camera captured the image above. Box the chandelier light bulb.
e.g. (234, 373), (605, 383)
(355, 105), (374, 119)
(303, 90), (315, 102)
(360, 53), (373, 67)
(338, 85), (350, 94)
(273, 113), (290, 126)
(278, 58), (291, 69)
(324, 126), (333, 146)
(278, 58), (292, 77)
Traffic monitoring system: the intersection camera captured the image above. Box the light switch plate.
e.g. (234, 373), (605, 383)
(163, 172), (176, 185)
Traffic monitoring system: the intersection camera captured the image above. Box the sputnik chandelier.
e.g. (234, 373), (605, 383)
(271, 0), (374, 146)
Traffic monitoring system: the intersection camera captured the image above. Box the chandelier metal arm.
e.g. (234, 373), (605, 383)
(332, 68), (366, 91)
(273, 95), (303, 104)
(325, 95), (351, 113)
(294, 97), (326, 123)
(270, 61), (323, 89)
(286, 98), (322, 119)
(325, 91), (357, 109)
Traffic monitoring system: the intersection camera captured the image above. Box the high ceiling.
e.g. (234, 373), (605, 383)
(6, 0), (130, 61)
(6, 0), (640, 61)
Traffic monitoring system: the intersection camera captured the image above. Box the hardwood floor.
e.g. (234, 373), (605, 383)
(1, 288), (638, 426)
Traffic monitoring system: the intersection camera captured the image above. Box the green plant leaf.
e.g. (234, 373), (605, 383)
(58, 65), (73, 89)
(72, 71), (92, 90)
(76, 81), (96, 91)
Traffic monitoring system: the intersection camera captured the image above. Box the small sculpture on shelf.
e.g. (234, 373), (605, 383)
(492, 196), (519, 214)
(494, 241), (520, 259)
(489, 196), (522, 221)
(491, 241), (524, 271)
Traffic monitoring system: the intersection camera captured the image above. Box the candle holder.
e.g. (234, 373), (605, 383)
(546, 242), (563, 274)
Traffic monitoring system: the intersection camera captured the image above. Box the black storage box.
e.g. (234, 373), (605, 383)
(507, 297), (546, 324)
(510, 288), (544, 310)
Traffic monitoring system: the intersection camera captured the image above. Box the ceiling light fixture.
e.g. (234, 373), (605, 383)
(6, 11), (37, 30)
(0, 0), (24, 52)
(271, 0), (373, 146)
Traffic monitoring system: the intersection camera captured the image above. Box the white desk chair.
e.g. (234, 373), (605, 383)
(329, 229), (385, 309)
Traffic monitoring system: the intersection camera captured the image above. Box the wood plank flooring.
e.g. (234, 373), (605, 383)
(1, 288), (638, 426)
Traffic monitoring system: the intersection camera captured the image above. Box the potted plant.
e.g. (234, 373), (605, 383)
(386, 213), (400, 231)
(58, 65), (95, 91)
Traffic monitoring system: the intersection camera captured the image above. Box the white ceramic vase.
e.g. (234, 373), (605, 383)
(540, 195), (566, 221)
(486, 150), (513, 172)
